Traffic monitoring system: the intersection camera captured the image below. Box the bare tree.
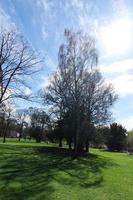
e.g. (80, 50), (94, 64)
(27, 107), (50, 142)
(30, 108), (50, 130)
(0, 28), (42, 105)
(42, 30), (117, 154)
(16, 109), (28, 141)
(0, 101), (15, 143)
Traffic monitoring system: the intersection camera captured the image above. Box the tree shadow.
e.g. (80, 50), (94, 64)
(0, 145), (116, 200)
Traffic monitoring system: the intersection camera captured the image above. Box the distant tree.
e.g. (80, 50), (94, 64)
(106, 123), (127, 152)
(0, 28), (41, 105)
(0, 101), (15, 143)
(127, 130), (133, 153)
(42, 29), (117, 154)
(0, 104), (5, 136)
(92, 126), (110, 148)
(29, 126), (42, 143)
(16, 109), (28, 141)
(28, 107), (50, 142)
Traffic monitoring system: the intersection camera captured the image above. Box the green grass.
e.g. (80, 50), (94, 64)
(0, 141), (133, 200)
(0, 137), (41, 144)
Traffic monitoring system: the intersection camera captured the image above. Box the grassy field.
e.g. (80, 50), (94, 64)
(0, 140), (133, 200)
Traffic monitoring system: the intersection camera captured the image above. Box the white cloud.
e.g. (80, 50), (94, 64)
(99, 58), (133, 96)
(100, 59), (133, 74)
(35, 0), (54, 42)
(121, 116), (133, 131)
(45, 54), (57, 70)
(62, 0), (98, 37)
(111, 0), (129, 18)
(99, 18), (133, 56)
(109, 74), (133, 96)
(24, 88), (32, 96)
(39, 75), (50, 89)
(70, 0), (84, 9)
(41, 27), (48, 41)
(37, 0), (54, 13)
(0, 5), (17, 31)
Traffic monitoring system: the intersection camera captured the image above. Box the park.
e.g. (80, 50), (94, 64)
(1, 0), (133, 200)
(0, 139), (133, 200)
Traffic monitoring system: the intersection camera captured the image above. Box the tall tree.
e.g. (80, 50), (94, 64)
(42, 30), (117, 154)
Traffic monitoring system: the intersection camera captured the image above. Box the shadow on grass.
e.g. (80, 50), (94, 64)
(0, 145), (116, 200)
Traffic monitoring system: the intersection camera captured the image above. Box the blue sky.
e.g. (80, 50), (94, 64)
(0, 0), (133, 130)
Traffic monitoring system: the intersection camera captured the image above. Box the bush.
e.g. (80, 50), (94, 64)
(29, 127), (42, 142)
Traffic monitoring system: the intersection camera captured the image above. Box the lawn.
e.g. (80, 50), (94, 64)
(0, 141), (133, 200)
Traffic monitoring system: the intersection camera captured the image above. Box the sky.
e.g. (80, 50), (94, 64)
(0, 0), (133, 130)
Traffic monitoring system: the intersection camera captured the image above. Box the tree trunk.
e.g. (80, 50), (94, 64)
(3, 133), (6, 143)
(18, 124), (23, 142)
(85, 139), (89, 152)
(75, 127), (84, 154)
(68, 140), (72, 150)
(74, 135), (77, 151)
(18, 130), (22, 142)
(18, 135), (21, 142)
(76, 142), (84, 154)
(59, 138), (62, 147)
(3, 123), (9, 143)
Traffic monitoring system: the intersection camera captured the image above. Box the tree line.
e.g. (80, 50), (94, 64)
(0, 107), (129, 153)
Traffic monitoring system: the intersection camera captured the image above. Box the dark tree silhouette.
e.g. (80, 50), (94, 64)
(41, 29), (118, 154)
(106, 123), (127, 152)
(28, 107), (50, 142)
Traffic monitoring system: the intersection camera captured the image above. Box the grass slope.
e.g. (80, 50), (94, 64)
(0, 142), (133, 200)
